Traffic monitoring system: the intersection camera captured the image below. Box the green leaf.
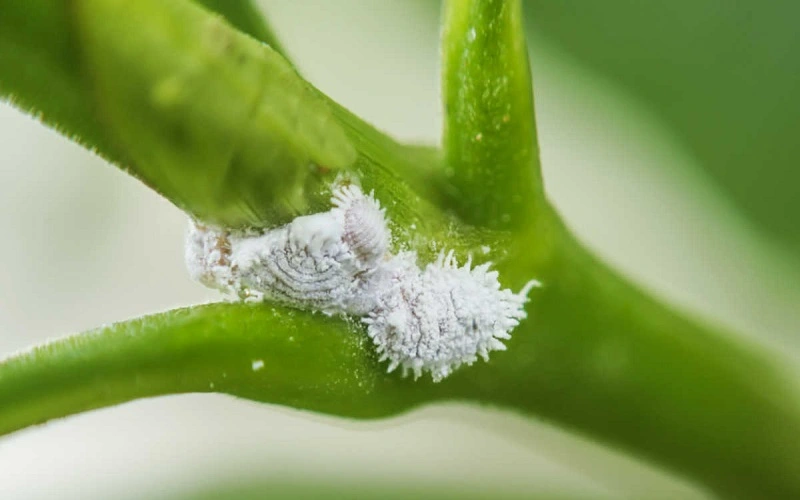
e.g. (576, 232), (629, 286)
(0, 0), (121, 163)
(73, 0), (357, 227)
(194, 0), (291, 61)
(0, 0), (456, 233)
(441, 0), (543, 230)
(0, 0), (356, 228)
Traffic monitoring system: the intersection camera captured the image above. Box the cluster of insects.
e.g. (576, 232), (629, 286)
(186, 180), (536, 381)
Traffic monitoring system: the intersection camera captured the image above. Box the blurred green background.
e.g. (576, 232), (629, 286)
(526, 0), (800, 253)
(0, 1), (797, 498)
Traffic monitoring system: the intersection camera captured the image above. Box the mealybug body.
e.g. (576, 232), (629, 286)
(186, 182), (537, 381)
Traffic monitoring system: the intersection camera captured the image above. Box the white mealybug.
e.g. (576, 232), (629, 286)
(186, 181), (538, 382)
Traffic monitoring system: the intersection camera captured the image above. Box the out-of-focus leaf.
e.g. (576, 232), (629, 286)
(0, 1), (119, 162)
(0, 0), (492, 263)
(0, 0), (355, 228)
(526, 0), (800, 250)
(194, 0), (290, 60)
(73, 0), (357, 226)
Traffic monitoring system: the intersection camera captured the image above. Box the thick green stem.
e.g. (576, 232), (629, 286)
(2, 222), (799, 498)
(441, 0), (544, 230)
(487, 224), (800, 499)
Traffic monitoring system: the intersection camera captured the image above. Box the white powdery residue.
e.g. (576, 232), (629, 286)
(251, 359), (265, 371)
(186, 181), (538, 382)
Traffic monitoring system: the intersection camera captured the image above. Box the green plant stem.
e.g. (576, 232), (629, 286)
(3, 0), (800, 497)
(441, 0), (544, 230)
(498, 224), (800, 500)
(2, 221), (799, 498)
(0, 303), (420, 435)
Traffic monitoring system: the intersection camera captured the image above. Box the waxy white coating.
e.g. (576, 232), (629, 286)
(186, 182), (536, 381)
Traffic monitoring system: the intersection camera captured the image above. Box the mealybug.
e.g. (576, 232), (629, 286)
(186, 181), (537, 381)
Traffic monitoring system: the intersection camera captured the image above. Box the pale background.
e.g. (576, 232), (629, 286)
(1, 1), (799, 498)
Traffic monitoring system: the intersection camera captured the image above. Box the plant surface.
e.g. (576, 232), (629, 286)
(1, 1), (799, 498)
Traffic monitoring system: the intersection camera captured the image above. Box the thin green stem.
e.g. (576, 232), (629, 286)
(441, 0), (544, 230)
(0, 304), (423, 437)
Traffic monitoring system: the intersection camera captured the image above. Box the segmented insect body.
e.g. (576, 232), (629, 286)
(365, 252), (535, 381)
(187, 183), (385, 314)
(186, 182), (537, 381)
(333, 184), (390, 267)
